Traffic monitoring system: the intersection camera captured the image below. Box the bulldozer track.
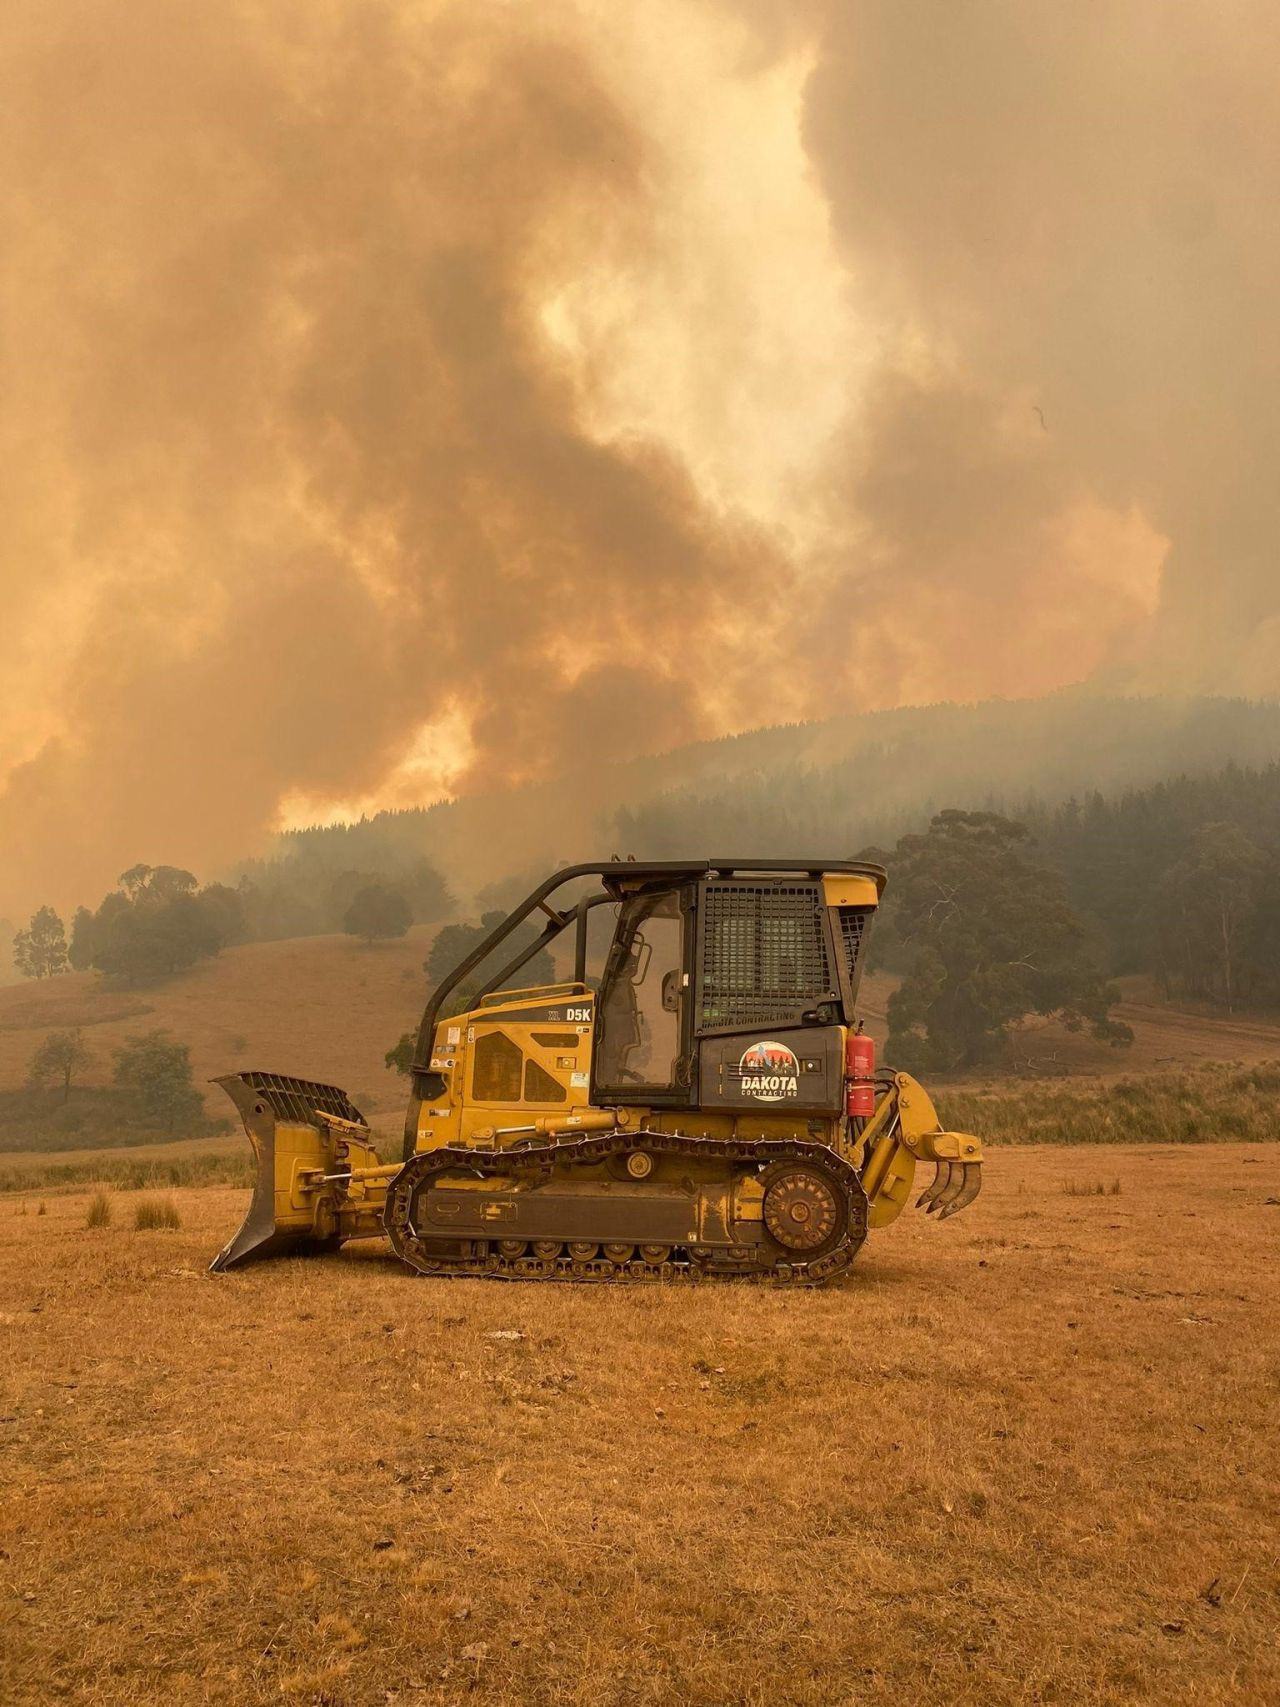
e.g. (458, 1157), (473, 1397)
(383, 1129), (869, 1286)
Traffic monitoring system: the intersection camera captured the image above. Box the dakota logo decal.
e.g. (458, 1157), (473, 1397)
(738, 1040), (800, 1102)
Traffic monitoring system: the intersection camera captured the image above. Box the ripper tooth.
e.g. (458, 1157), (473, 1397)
(917, 1158), (957, 1212)
(936, 1163), (983, 1221)
(928, 1160), (970, 1215)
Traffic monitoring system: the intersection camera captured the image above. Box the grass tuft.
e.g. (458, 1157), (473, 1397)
(279, 1661), (353, 1697)
(36, 1199), (47, 1216)
(316, 1613), (366, 1651)
(85, 1190), (112, 1228)
(1061, 1178), (1122, 1197)
(133, 1195), (181, 1230)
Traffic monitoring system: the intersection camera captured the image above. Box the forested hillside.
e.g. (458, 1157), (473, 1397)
(243, 692), (1280, 906)
(859, 764), (1280, 1017)
(1028, 766), (1280, 1009)
(612, 696), (1280, 861)
(11, 695), (1280, 985)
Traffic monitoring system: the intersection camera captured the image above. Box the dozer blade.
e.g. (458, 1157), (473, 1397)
(209, 1072), (369, 1272)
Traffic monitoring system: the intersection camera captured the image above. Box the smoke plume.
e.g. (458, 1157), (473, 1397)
(797, 0), (1280, 694)
(0, 2), (1276, 913)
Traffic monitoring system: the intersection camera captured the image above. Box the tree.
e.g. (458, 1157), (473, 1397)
(92, 892), (222, 979)
(385, 1032), (416, 1076)
(1153, 823), (1267, 1011)
(12, 906), (69, 979)
(424, 910), (554, 993)
(400, 859), (456, 924)
(77, 868), (230, 981)
(236, 877), (322, 943)
(327, 869), (383, 932)
(68, 906), (97, 971)
(884, 811), (1131, 1072)
(118, 864), (198, 902)
(117, 863), (154, 900)
(343, 885), (412, 945)
(112, 1031), (204, 1132)
(196, 882), (247, 949)
(28, 1029), (91, 1101)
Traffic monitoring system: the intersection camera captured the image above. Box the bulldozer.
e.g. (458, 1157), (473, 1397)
(211, 859), (983, 1284)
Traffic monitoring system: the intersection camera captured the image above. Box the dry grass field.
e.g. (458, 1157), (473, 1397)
(3, 1145), (1278, 1706)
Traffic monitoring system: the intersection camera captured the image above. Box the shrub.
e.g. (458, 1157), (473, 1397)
(134, 1196), (181, 1230)
(86, 1190), (112, 1228)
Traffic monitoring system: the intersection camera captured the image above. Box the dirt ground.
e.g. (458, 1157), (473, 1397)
(2, 1145), (1278, 1707)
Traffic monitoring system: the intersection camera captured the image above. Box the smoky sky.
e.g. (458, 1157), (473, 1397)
(1, 1), (1278, 915)
(799, 0), (1280, 688)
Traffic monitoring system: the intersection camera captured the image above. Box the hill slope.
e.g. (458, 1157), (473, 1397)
(0, 929), (440, 1131)
(3, 930), (1280, 1151)
(264, 692), (1280, 902)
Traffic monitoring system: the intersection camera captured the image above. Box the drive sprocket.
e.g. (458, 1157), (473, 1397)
(762, 1166), (845, 1255)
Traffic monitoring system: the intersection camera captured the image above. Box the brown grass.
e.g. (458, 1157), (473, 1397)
(2, 1146), (1278, 1705)
(0, 1139), (255, 1196)
(83, 1190), (111, 1229)
(133, 1196), (181, 1231)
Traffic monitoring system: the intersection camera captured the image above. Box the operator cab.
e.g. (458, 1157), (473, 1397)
(405, 860), (883, 1146)
(589, 872), (878, 1111)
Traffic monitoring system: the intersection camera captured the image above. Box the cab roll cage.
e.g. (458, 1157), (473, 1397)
(410, 858), (886, 1077)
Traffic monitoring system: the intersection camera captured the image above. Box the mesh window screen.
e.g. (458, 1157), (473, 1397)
(699, 883), (831, 1028)
(837, 907), (870, 985)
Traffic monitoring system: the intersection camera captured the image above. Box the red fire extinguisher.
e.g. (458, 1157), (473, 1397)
(845, 1024), (876, 1119)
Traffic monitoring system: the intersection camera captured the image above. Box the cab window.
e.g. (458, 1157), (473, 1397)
(594, 891), (685, 1092)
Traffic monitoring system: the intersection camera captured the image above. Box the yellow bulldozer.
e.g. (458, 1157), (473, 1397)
(212, 859), (983, 1284)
